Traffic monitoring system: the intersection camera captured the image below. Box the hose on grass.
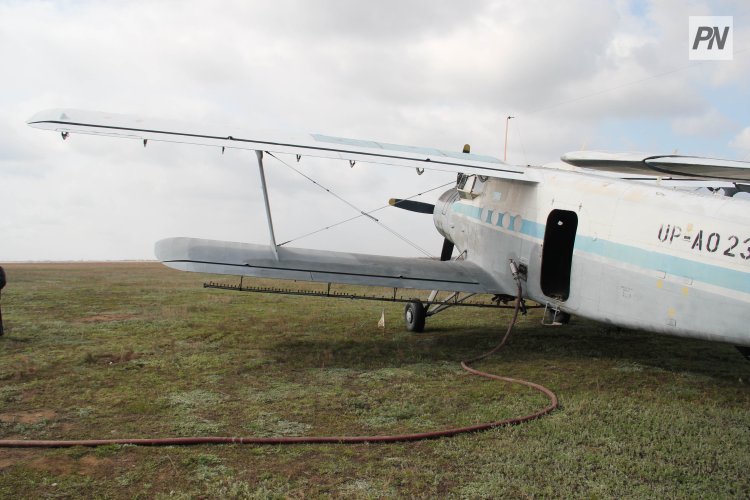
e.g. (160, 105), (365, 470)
(0, 281), (558, 448)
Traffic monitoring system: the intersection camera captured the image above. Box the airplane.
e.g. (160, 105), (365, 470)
(27, 109), (750, 358)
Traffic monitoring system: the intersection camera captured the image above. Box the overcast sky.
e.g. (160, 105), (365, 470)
(1, 0), (749, 261)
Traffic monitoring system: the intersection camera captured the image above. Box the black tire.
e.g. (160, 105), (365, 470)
(404, 301), (426, 332)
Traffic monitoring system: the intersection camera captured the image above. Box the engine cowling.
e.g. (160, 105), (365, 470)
(433, 188), (459, 245)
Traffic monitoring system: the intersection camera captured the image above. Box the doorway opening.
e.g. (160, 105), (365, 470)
(540, 210), (578, 300)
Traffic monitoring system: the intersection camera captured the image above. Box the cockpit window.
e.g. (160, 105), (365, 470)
(457, 174), (484, 199)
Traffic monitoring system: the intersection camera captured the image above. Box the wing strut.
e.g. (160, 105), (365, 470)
(255, 150), (279, 260)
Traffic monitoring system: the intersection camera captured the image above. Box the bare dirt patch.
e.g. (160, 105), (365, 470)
(14, 454), (115, 478)
(77, 455), (114, 476)
(0, 409), (56, 424)
(77, 313), (137, 324)
(0, 450), (36, 470)
(83, 350), (139, 365)
(28, 455), (75, 476)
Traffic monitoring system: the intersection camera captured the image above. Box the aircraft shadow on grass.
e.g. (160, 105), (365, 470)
(264, 319), (748, 383)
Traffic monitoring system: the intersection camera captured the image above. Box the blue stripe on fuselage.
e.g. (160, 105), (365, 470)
(452, 202), (750, 295)
(574, 235), (750, 295)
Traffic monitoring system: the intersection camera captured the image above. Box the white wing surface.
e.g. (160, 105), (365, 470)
(561, 151), (750, 182)
(155, 237), (503, 294)
(28, 109), (536, 182)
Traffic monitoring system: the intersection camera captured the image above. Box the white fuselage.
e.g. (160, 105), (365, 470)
(434, 167), (750, 347)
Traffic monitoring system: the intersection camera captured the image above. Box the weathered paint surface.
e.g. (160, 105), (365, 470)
(28, 108), (750, 349)
(435, 168), (750, 347)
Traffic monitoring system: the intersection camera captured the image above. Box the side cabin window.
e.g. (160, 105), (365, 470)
(457, 174), (485, 199)
(540, 209), (578, 301)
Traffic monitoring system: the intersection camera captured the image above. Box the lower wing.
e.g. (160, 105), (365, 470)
(156, 237), (502, 294)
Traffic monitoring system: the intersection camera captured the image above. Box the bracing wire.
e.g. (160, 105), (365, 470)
(278, 181), (454, 247)
(265, 152), (443, 257)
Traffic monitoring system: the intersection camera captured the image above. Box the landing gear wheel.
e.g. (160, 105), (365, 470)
(404, 301), (426, 332)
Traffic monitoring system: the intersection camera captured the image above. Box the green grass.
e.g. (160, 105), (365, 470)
(0, 262), (748, 498)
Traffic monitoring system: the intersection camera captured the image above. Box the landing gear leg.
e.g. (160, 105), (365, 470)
(404, 301), (426, 332)
(542, 305), (570, 326)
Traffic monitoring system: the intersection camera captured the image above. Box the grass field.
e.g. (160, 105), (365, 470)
(0, 262), (748, 498)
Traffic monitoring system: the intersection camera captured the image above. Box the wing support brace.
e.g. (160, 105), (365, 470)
(255, 150), (279, 260)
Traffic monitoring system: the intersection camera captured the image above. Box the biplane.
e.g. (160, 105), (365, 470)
(28, 109), (750, 356)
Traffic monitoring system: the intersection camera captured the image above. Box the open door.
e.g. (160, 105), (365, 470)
(540, 209), (578, 300)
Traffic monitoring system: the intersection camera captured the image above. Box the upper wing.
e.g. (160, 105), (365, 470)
(155, 237), (504, 294)
(561, 151), (750, 182)
(27, 108), (536, 182)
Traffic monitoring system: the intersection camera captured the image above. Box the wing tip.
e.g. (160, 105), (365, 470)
(26, 108), (75, 127)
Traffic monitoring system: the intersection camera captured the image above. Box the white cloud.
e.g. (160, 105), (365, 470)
(730, 127), (750, 154)
(672, 107), (735, 137)
(0, 0), (748, 260)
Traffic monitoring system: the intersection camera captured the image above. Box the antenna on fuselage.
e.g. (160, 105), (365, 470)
(504, 116), (514, 161)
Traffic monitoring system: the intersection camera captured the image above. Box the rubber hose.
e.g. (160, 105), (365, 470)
(0, 282), (558, 447)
